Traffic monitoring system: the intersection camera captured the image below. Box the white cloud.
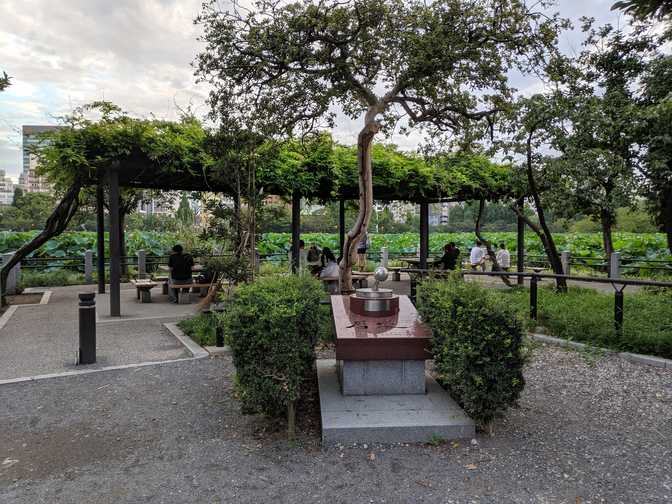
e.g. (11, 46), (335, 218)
(0, 0), (628, 177)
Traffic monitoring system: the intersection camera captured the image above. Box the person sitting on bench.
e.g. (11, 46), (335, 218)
(168, 244), (194, 303)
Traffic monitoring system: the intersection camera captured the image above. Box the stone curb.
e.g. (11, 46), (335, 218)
(528, 333), (672, 370)
(204, 345), (231, 356)
(163, 322), (209, 359)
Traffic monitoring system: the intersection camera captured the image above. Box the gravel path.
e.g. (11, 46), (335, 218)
(1, 344), (670, 503)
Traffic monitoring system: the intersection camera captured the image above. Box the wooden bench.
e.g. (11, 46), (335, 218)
(151, 275), (170, 295)
(131, 279), (158, 303)
(387, 266), (403, 281)
(171, 282), (212, 304)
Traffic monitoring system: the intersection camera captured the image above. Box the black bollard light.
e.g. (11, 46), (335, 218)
(79, 292), (96, 364)
(214, 307), (225, 347)
(529, 275), (538, 320)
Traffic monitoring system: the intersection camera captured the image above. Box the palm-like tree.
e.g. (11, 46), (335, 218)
(612, 0), (672, 21)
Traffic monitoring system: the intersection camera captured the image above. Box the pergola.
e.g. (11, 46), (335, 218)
(91, 155), (525, 317)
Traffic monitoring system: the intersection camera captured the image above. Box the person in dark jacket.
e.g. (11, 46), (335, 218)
(438, 242), (460, 270)
(168, 244), (194, 303)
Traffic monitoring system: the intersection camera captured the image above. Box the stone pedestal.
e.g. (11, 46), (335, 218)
(338, 359), (425, 395)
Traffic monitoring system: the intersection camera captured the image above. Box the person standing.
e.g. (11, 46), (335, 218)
(496, 242), (511, 272)
(439, 242), (460, 271)
(469, 241), (485, 271)
(356, 232), (370, 271)
(168, 244), (194, 303)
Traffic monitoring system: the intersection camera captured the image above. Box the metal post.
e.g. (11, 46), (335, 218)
(137, 250), (146, 279)
(96, 184), (106, 294)
(338, 199), (345, 261)
(610, 252), (621, 279)
(530, 274), (538, 320)
(78, 292), (96, 364)
(108, 166), (121, 317)
(516, 198), (525, 285)
(614, 289), (624, 335)
(84, 250), (94, 284)
(561, 251), (570, 277)
(419, 201), (429, 270)
(2, 253), (18, 295)
(291, 191), (301, 274)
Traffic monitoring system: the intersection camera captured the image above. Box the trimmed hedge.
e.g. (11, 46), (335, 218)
(224, 274), (322, 437)
(417, 276), (525, 427)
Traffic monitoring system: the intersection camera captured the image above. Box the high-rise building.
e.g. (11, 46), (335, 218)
(0, 169), (15, 206)
(20, 125), (61, 193)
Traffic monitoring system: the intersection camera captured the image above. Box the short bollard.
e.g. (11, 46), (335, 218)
(614, 289), (624, 335)
(78, 292), (96, 364)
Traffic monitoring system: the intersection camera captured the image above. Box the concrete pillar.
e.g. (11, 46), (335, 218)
(381, 246), (389, 268)
(84, 250), (94, 284)
(561, 251), (570, 277)
(610, 252), (620, 279)
(2, 253), (18, 295)
(137, 250), (147, 279)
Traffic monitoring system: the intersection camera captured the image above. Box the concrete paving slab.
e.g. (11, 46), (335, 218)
(317, 359), (474, 445)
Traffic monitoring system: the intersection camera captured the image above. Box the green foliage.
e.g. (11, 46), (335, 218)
(0, 192), (58, 231)
(416, 277), (526, 426)
(224, 275), (322, 419)
(175, 193), (195, 226)
(612, 0), (672, 21)
(0, 71), (10, 92)
(499, 286), (672, 359)
(18, 270), (85, 288)
(178, 313), (217, 346)
(202, 255), (252, 285)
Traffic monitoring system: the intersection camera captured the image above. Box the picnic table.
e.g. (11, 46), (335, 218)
(398, 257), (442, 268)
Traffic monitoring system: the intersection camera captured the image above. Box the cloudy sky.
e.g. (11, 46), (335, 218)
(0, 0), (623, 180)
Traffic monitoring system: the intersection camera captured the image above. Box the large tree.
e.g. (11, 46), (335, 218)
(195, 0), (565, 290)
(546, 24), (655, 269)
(639, 55), (672, 252)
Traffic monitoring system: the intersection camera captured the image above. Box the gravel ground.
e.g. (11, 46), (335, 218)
(1, 344), (671, 503)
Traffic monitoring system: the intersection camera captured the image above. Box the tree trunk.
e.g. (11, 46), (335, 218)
(339, 107), (380, 292)
(287, 401), (296, 441)
(600, 210), (614, 275)
(518, 129), (566, 291)
(1, 182), (81, 305)
(475, 199), (511, 287)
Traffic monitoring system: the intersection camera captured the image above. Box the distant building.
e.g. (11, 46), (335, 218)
(20, 125), (62, 194)
(0, 170), (15, 206)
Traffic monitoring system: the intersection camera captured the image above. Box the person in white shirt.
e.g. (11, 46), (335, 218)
(496, 242), (511, 271)
(319, 248), (340, 278)
(470, 241), (485, 271)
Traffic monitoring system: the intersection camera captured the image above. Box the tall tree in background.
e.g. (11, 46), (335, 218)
(195, 0), (566, 290)
(640, 55), (672, 252)
(175, 192), (195, 227)
(612, 0), (672, 21)
(548, 24), (654, 269)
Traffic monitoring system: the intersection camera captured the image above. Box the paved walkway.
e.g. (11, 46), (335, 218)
(0, 346), (670, 503)
(0, 285), (199, 381)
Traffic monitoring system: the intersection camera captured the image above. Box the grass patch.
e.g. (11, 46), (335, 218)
(178, 312), (218, 346)
(19, 270), (86, 288)
(496, 285), (672, 359)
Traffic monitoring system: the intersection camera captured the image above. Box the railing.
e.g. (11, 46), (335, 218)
(402, 268), (672, 336)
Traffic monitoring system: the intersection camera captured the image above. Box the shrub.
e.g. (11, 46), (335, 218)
(417, 277), (526, 427)
(202, 255), (252, 285)
(224, 274), (322, 438)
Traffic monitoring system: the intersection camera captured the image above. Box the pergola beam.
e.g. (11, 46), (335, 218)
(291, 191), (301, 273)
(96, 183), (105, 294)
(108, 165), (121, 317)
(419, 201), (429, 270)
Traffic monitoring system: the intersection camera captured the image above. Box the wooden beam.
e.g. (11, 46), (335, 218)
(108, 166), (121, 316)
(419, 202), (429, 270)
(339, 200), (345, 261)
(291, 192), (301, 273)
(96, 184), (105, 294)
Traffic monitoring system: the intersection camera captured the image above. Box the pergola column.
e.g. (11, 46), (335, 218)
(516, 197), (525, 285)
(96, 183), (105, 294)
(291, 191), (301, 273)
(108, 165), (121, 316)
(338, 200), (345, 260)
(419, 201), (429, 270)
